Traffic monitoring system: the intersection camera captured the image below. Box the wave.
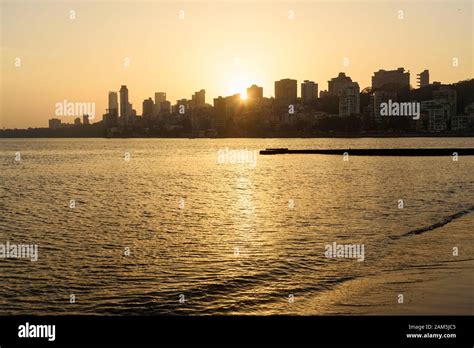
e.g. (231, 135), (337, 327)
(389, 205), (474, 240)
(79, 272), (357, 315)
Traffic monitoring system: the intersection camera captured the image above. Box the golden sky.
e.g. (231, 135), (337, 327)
(1, 0), (472, 128)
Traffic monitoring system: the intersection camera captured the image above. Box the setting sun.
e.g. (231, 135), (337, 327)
(224, 74), (252, 99)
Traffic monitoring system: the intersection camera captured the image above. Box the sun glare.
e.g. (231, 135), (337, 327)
(224, 69), (253, 101)
(226, 79), (251, 100)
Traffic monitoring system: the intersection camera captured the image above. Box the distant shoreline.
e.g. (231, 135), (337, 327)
(1, 133), (474, 139)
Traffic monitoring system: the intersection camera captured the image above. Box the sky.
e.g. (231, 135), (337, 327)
(1, 0), (472, 128)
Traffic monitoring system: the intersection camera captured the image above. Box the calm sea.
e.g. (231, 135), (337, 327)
(0, 138), (473, 315)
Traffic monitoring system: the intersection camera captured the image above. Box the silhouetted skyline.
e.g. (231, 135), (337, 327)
(1, 1), (472, 128)
(1, 67), (473, 138)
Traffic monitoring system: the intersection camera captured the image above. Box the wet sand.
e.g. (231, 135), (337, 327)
(329, 215), (474, 315)
(328, 261), (474, 315)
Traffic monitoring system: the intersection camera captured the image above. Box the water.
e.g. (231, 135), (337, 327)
(0, 138), (473, 315)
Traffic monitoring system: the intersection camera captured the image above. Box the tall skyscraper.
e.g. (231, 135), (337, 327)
(301, 80), (318, 103)
(372, 68), (410, 91)
(142, 98), (154, 117)
(417, 70), (430, 88)
(213, 96), (226, 130)
(119, 85), (129, 125)
(106, 91), (119, 127)
(247, 85), (263, 104)
(275, 79), (297, 105)
(108, 92), (119, 117)
(154, 92), (166, 114)
(108, 92), (118, 111)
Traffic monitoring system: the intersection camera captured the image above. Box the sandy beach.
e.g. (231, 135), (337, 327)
(320, 214), (473, 315)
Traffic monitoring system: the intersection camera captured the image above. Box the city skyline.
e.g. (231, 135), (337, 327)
(9, 66), (471, 139)
(4, 65), (474, 131)
(1, 1), (472, 128)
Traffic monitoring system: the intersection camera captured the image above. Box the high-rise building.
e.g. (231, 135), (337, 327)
(105, 91), (119, 127)
(339, 82), (360, 116)
(119, 85), (129, 124)
(328, 73), (353, 96)
(213, 94), (242, 129)
(127, 103), (135, 119)
(370, 90), (398, 126)
(301, 80), (318, 103)
(108, 92), (118, 116)
(154, 92), (166, 114)
(225, 94), (241, 116)
(247, 85), (263, 103)
(142, 98), (154, 117)
(191, 89), (206, 108)
(160, 101), (171, 115)
(175, 99), (189, 115)
(275, 79), (297, 106)
(213, 96), (227, 130)
(372, 68), (410, 91)
(83, 114), (90, 125)
(417, 70), (429, 88)
(155, 92), (166, 105)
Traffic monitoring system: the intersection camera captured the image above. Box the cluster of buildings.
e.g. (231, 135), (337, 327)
(48, 67), (474, 136)
(369, 68), (471, 132)
(48, 114), (90, 129)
